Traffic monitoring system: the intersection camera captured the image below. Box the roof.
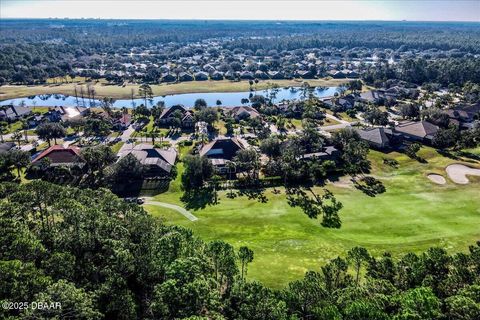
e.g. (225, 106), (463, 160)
(356, 127), (390, 146)
(300, 146), (339, 159)
(0, 105), (32, 119)
(199, 138), (246, 161)
(119, 144), (177, 173)
(395, 121), (439, 138)
(230, 106), (260, 118)
(32, 145), (83, 165)
(160, 105), (187, 119)
(0, 142), (15, 154)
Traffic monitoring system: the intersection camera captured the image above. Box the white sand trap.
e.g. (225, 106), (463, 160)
(427, 174), (446, 185)
(446, 164), (480, 184)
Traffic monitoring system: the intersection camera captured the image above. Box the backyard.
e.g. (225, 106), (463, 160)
(144, 146), (480, 288)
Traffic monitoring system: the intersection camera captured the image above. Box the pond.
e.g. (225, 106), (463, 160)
(0, 86), (339, 108)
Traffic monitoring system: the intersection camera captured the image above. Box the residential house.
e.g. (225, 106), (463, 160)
(358, 90), (386, 105)
(199, 137), (247, 173)
(160, 73), (177, 83)
(0, 142), (15, 155)
(356, 127), (391, 149)
(268, 71), (285, 79)
(178, 72), (194, 82)
(112, 113), (132, 130)
(228, 106), (260, 121)
(254, 70), (269, 80)
(445, 104), (480, 129)
(0, 105), (32, 121)
(31, 145), (84, 168)
(195, 71), (209, 81)
(239, 71), (254, 80)
(210, 71), (224, 81)
(394, 121), (439, 143)
(295, 70), (315, 79)
(157, 105), (194, 128)
(298, 146), (340, 161)
(118, 143), (177, 176)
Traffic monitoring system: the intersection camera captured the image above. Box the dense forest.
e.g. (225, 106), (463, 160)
(0, 19), (479, 85)
(2, 20), (479, 51)
(1, 181), (479, 319)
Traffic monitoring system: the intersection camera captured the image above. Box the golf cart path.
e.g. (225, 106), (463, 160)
(144, 198), (198, 221)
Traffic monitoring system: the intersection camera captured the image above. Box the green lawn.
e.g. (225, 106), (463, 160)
(144, 146), (480, 289)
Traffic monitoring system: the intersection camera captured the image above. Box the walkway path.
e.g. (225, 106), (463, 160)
(144, 198), (198, 221)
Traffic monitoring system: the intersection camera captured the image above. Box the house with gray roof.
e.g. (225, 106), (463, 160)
(118, 144), (177, 176)
(394, 121), (439, 143)
(356, 127), (391, 149)
(0, 105), (32, 121)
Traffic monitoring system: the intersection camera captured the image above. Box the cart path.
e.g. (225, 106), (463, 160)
(144, 198), (198, 221)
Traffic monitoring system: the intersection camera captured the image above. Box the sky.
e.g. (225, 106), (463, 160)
(1, 0), (479, 21)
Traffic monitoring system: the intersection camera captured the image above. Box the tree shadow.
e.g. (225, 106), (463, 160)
(237, 187), (269, 203)
(181, 188), (216, 211)
(438, 149), (479, 163)
(353, 176), (386, 197)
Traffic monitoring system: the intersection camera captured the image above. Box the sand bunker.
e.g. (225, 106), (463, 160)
(446, 164), (480, 184)
(427, 174), (446, 185)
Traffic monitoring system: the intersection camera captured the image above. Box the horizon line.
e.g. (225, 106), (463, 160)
(1, 17), (479, 23)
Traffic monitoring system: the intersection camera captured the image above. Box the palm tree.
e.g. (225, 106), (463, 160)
(21, 119), (28, 142)
(0, 121), (7, 142)
(12, 130), (23, 146)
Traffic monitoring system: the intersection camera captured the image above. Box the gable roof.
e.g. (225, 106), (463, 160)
(160, 105), (187, 119)
(0, 105), (32, 119)
(119, 144), (177, 173)
(32, 145), (83, 165)
(199, 137), (246, 160)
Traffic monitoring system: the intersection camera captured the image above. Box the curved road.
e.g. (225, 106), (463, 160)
(144, 198), (198, 221)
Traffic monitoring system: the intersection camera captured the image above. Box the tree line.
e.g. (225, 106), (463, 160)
(1, 181), (479, 319)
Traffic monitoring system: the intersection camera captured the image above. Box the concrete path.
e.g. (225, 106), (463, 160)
(144, 198), (198, 221)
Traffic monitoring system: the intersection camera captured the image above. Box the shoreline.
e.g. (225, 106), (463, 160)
(0, 78), (349, 101)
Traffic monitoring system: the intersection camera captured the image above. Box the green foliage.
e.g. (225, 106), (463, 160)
(286, 187), (343, 228)
(1, 181), (480, 319)
(181, 155), (214, 190)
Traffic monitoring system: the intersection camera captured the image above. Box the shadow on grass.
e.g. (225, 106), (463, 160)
(181, 188), (216, 211)
(237, 187), (269, 203)
(353, 176), (386, 197)
(438, 149), (479, 163)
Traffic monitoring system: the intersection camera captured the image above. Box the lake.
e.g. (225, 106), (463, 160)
(0, 86), (339, 108)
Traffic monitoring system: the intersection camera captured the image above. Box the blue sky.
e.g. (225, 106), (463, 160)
(1, 0), (479, 21)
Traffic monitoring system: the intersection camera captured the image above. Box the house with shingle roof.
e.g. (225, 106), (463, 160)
(0, 142), (15, 155)
(394, 121), (439, 143)
(228, 106), (260, 121)
(0, 105), (32, 121)
(157, 105), (194, 128)
(199, 137), (247, 172)
(356, 127), (391, 149)
(118, 143), (177, 176)
(31, 145), (84, 168)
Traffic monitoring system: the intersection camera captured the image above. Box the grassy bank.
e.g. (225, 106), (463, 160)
(0, 79), (348, 101)
(144, 147), (480, 288)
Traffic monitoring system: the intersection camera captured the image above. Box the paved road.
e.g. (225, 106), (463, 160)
(144, 198), (198, 221)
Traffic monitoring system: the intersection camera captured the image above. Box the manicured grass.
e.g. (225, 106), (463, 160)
(0, 79), (348, 101)
(145, 146), (480, 289)
(110, 141), (125, 154)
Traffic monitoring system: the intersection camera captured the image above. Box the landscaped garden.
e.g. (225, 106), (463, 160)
(145, 146), (480, 288)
